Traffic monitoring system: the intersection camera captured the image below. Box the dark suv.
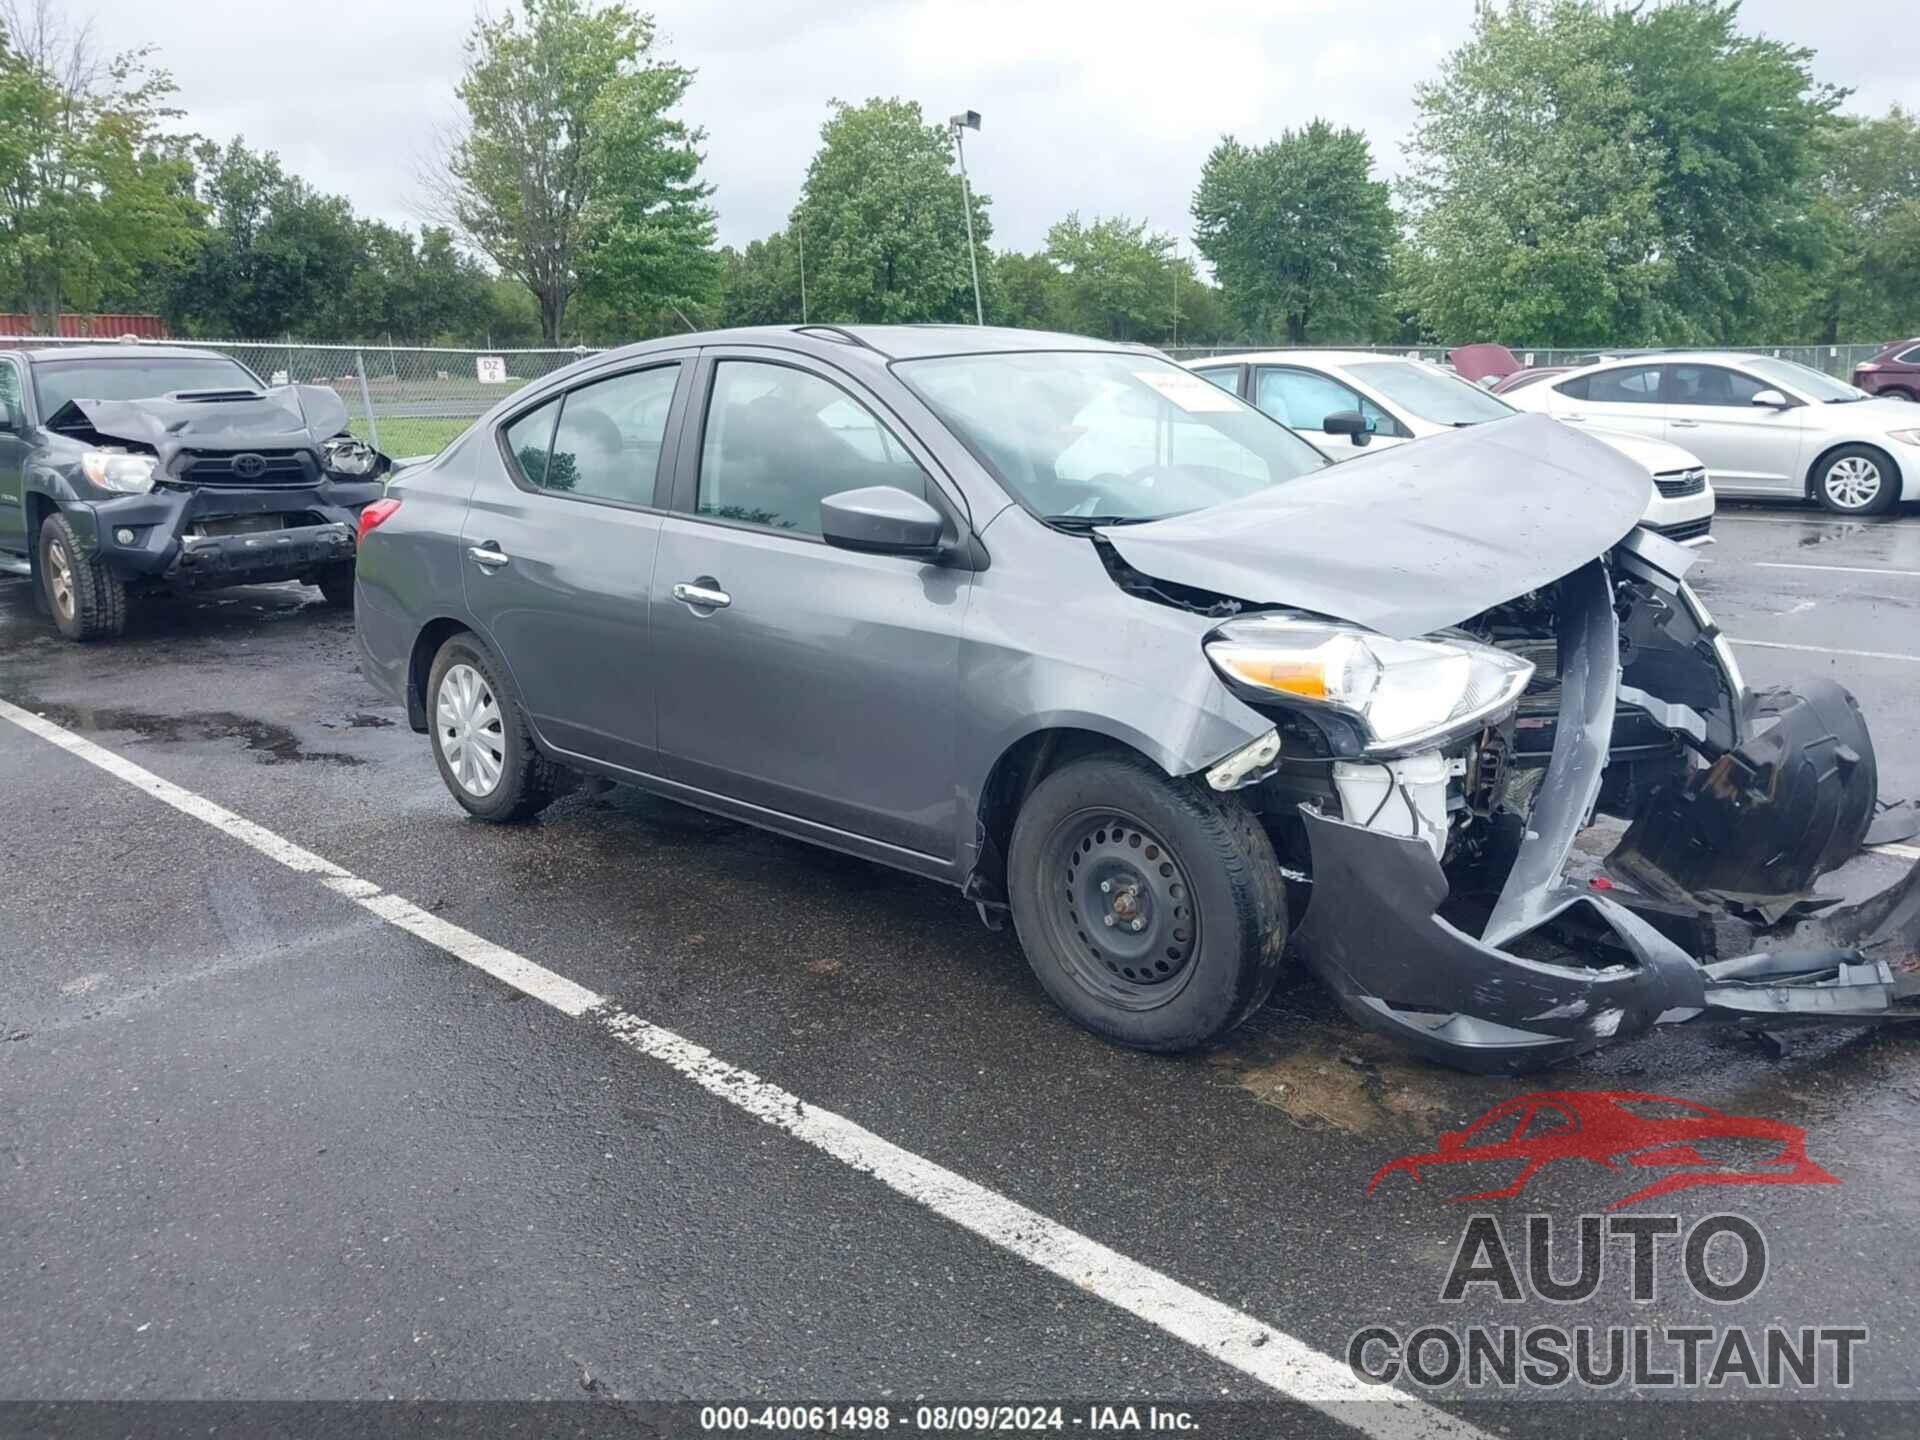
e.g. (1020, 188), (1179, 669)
(0, 344), (388, 639)
(1851, 338), (1920, 401)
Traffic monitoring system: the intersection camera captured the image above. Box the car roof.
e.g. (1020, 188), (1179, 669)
(1184, 350), (1411, 370)
(1564, 350), (1798, 373)
(19, 343), (243, 364)
(591, 324), (1148, 367)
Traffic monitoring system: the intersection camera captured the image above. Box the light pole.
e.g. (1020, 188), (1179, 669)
(949, 109), (984, 326)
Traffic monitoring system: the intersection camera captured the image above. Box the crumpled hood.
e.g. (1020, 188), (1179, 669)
(1099, 413), (1649, 639)
(45, 385), (353, 468)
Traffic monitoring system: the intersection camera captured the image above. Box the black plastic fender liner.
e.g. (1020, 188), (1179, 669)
(1607, 680), (1880, 920)
(1291, 808), (1708, 1073)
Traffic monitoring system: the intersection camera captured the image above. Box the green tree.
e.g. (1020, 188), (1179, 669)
(0, 1), (200, 327)
(718, 231), (804, 327)
(1043, 213), (1181, 342)
(1399, 0), (1841, 345)
(436, 0), (717, 342)
(1798, 107), (1920, 342)
(792, 97), (991, 324)
(989, 250), (1061, 331)
(1191, 120), (1395, 344)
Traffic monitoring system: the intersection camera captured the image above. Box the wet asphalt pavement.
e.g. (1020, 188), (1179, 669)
(3, 502), (1920, 1436)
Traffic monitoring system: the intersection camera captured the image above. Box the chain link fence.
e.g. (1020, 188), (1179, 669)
(0, 337), (606, 458)
(3, 334), (1894, 458)
(1161, 341), (1888, 380)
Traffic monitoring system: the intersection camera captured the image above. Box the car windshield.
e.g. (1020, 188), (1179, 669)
(33, 356), (262, 415)
(1738, 356), (1869, 404)
(894, 351), (1327, 524)
(1345, 361), (1515, 426)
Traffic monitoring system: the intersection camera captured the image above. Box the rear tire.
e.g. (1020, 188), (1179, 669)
(426, 635), (563, 822)
(315, 561), (355, 608)
(1007, 750), (1288, 1052)
(1812, 444), (1898, 515)
(39, 513), (128, 641)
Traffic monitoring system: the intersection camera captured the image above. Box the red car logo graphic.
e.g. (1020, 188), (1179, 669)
(1367, 1090), (1839, 1209)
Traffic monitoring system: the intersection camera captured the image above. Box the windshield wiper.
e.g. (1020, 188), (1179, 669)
(1042, 513), (1159, 532)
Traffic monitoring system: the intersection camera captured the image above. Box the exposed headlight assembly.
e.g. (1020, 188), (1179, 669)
(322, 435), (382, 477)
(81, 449), (157, 494)
(1205, 615), (1534, 754)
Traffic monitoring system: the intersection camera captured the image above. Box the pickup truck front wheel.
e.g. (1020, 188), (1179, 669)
(39, 513), (128, 641)
(1007, 751), (1289, 1052)
(315, 561), (355, 608)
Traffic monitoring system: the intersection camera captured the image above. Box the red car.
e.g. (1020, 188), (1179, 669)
(1851, 338), (1920, 401)
(1367, 1090), (1839, 1209)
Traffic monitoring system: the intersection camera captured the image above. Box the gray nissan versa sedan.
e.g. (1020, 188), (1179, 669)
(354, 325), (1920, 1072)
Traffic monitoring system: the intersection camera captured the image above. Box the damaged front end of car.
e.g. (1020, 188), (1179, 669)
(1101, 416), (1920, 1072)
(44, 385), (390, 591)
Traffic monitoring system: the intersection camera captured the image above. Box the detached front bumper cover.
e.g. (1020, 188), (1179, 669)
(1287, 554), (1920, 1073)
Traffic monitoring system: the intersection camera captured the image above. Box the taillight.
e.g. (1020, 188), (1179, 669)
(356, 496), (401, 545)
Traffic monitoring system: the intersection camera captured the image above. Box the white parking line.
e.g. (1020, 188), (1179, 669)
(1729, 638), (1920, 664)
(1754, 561), (1920, 579)
(1715, 513), (1867, 526)
(0, 695), (1481, 1440)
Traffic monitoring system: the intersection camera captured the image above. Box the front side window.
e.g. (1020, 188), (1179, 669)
(1662, 364), (1768, 408)
(1739, 355), (1866, 404)
(1254, 368), (1391, 434)
(697, 360), (928, 535)
(1579, 365), (1664, 405)
(897, 351), (1326, 524)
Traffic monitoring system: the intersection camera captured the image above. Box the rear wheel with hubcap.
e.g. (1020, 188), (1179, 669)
(1813, 445), (1898, 515)
(427, 635), (563, 821)
(1007, 751), (1288, 1052)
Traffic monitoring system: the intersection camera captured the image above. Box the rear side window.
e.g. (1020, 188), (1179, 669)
(546, 365), (679, 505)
(696, 360), (927, 536)
(1894, 345), (1920, 365)
(1553, 375), (1588, 400)
(503, 398), (559, 488)
(1193, 367), (1240, 394)
(1580, 366), (1663, 404)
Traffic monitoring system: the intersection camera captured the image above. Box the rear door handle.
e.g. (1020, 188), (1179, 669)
(1562, 413), (1587, 422)
(1672, 419), (1701, 428)
(672, 580), (731, 610)
(467, 544), (510, 569)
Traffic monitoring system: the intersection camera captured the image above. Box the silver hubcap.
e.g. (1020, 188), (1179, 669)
(1825, 456), (1882, 509)
(47, 541), (74, 622)
(436, 663), (505, 797)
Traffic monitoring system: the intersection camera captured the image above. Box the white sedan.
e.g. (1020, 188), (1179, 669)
(1497, 350), (1920, 515)
(1186, 351), (1715, 544)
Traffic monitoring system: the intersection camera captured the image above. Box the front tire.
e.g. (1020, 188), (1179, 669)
(1812, 445), (1898, 515)
(39, 514), (128, 641)
(315, 561), (355, 608)
(426, 635), (563, 822)
(1007, 751), (1288, 1052)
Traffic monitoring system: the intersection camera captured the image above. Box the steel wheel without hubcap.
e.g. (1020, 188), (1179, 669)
(1823, 455), (1883, 511)
(1041, 810), (1200, 1011)
(45, 539), (74, 625)
(436, 662), (505, 797)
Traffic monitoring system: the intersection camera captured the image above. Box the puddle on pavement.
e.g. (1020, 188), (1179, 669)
(12, 697), (364, 766)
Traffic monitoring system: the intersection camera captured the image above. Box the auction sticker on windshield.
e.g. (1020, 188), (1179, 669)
(1133, 368), (1242, 411)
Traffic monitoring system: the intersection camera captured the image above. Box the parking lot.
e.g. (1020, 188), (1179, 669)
(4, 502), (1920, 1436)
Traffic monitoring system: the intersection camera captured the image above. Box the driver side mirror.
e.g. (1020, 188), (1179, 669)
(821, 486), (947, 559)
(1324, 410), (1372, 447)
(1749, 388), (1792, 410)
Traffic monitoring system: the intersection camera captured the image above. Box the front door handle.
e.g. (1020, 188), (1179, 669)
(1562, 412), (1587, 422)
(672, 580), (731, 610)
(1672, 419), (1701, 428)
(467, 544), (510, 569)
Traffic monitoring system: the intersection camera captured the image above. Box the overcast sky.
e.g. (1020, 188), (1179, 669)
(77, 0), (1920, 256)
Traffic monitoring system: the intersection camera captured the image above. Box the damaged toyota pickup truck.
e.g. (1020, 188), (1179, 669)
(0, 344), (390, 639)
(359, 329), (1917, 1073)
